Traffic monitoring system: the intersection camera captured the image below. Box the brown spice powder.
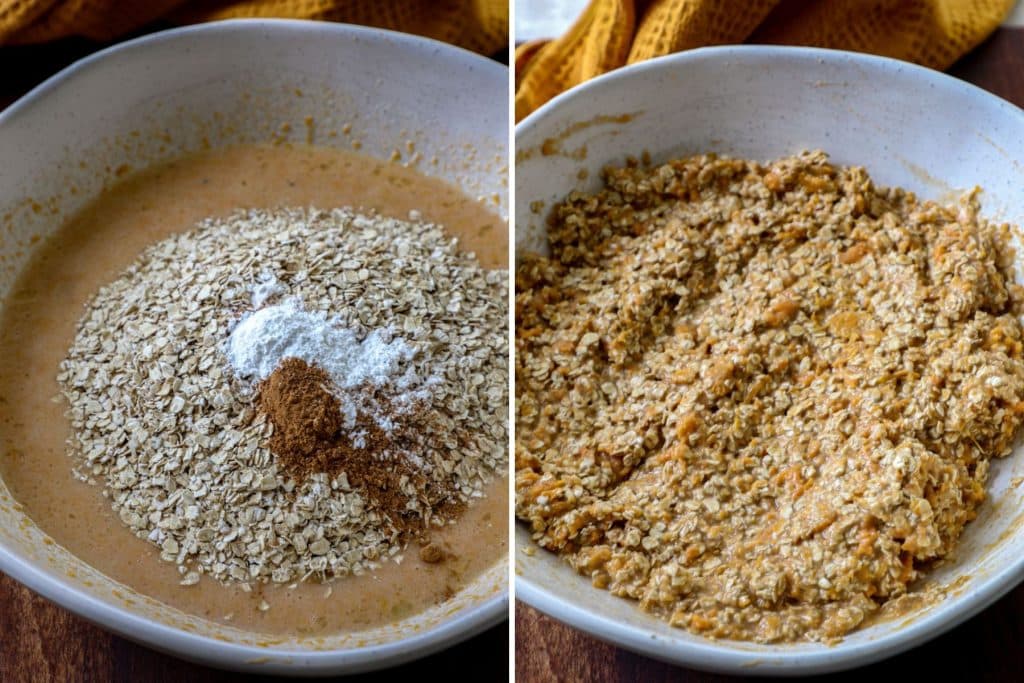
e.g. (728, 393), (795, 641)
(258, 357), (460, 537)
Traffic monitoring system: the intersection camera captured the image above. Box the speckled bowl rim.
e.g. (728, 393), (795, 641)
(0, 19), (508, 676)
(514, 44), (1024, 676)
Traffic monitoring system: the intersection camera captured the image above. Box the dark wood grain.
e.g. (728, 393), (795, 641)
(516, 25), (1024, 683)
(0, 28), (509, 683)
(949, 26), (1024, 104)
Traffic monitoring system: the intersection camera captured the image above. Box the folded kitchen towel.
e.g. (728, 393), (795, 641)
(515, 0), (1013, 120)
(0, 0), (507, 56)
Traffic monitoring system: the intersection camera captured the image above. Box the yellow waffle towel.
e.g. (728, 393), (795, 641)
(0, 0), (507, 55)
(516, 0), (1013, 121)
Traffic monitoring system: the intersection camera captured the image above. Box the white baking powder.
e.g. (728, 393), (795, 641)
(225, 298), (413, 391)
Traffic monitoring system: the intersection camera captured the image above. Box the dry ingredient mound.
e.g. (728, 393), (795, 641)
(59, 207), (507, 587)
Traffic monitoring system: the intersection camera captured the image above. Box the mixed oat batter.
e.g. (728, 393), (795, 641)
(515, 151), (1024, 642)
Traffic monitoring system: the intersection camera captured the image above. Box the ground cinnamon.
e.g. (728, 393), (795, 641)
(258, 357), (461, 537)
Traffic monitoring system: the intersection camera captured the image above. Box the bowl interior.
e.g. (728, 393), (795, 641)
(515, 46), (1024, 674)
(0, 20), (507, 672)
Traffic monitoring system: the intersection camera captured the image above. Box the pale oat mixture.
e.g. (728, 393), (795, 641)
(515, 151), (1024, 642)
(60, 207), (507, 588)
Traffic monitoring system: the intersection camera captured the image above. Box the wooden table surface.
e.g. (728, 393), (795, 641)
(0, 29), (509, 683)
(517, 26), (1024, 683)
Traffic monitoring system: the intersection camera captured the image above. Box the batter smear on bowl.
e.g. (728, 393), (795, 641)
(515, 151), (1024, 642)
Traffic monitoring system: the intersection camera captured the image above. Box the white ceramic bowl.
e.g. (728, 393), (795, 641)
(0, 20), (507, 675)
(515, 46), (1024, 675)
